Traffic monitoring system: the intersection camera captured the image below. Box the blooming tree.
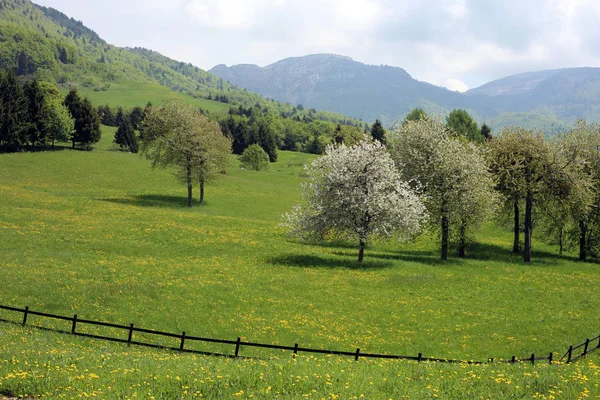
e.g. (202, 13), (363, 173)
(388, 118), (496, 259)
(283, 138), (427, 263)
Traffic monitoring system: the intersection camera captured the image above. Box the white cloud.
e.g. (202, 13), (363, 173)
(445, 78), (469, 92)
(32, 0), (600, 89)
(184, 0), (284, 30)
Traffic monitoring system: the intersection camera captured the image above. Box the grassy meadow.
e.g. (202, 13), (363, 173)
(1, 128), (600, 398)
(67, 80), (232, 113)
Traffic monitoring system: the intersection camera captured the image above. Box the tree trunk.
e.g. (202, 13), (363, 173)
(524, 189), (533, 263)
(52, 138), (55, 149)
(458, 219), (466, 257)
(199, 179), (205, 204)
(72, 139), (75, 149)
(358, 235), (367, 263)
(441, 197), (449, 261)
(579, 219), (587, 261)
(187, 156), (193, 208)
(513, 199), (520, 253)
(559, 226), (563, 255)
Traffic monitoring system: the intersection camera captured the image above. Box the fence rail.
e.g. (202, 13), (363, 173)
(0, 304), (557, 365)
(560, 335), (600, 363)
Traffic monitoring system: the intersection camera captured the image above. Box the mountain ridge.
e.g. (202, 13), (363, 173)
(211, 55), (600, 131)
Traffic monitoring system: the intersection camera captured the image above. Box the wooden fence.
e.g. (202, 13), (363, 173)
(560, 334), (600, 363)
(0, 304), (558, 365)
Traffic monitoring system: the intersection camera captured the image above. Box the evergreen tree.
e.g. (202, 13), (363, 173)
(370, 119), (386, 144)
(64, 88), (83, 147)
(24, 79), (46, 146)
(64, 89), (101, 148)
(481, 123), (492, 140)
(78, 98), (101, 148)
(115, 106), (125, 127)
(129, 106), (145, 131)
(0, 71), (29, 152)
(333, 124), (344, 145)
(114, 118), (138, 153)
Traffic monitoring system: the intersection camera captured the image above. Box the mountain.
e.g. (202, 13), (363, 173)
(211, 56), (600, 132)
(211, 54), (470, 126)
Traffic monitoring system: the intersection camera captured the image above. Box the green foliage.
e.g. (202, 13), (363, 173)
(43, 100), (73, 147)
(64, 88), (101, 148)
(140, 100), (232, 206)
(446, 109), (482, 142)
(403, 108), (428, 125)
(114, 118), (137, 153)
(370, 119), (386, 143)
(239, 143), (269, 171)
(0, 70), (29, 151)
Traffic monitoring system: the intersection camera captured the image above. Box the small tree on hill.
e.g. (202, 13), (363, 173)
(140, 100), (232, 207)
(446, 109), (482, 142)
(283, 138), (427, 263)
(370, 119), (386, 144)
(114, 118), (138, 153)
(240, 144), (269, 171)
(64, 88), (101, 149)
(44, 101), (74, 148)
(402, 108), (428, 125)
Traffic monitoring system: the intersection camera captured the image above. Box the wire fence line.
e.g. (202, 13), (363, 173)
(2, 303), (594, 366)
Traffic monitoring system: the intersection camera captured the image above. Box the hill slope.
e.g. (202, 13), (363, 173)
(0, 0), (360, 125)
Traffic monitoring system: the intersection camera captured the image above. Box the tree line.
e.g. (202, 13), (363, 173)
(0, 71), (101, 152)
(285, 109), (600, 264)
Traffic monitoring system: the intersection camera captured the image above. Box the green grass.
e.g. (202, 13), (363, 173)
(70, 80), (232, 113)
(1, 126), (600, 398)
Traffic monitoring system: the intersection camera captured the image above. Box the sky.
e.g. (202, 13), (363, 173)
(34, 0), (600, 92)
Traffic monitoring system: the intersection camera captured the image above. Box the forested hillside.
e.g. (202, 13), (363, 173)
(0, 0), (360, 126)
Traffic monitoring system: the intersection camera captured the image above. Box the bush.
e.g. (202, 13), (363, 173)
(240, 144), (270, 171)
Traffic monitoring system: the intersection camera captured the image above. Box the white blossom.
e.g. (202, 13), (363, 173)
(283, 137), (427, 262)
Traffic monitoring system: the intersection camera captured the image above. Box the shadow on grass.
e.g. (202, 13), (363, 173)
(101, 194), (201, 209)
(268, 254), (394, 270)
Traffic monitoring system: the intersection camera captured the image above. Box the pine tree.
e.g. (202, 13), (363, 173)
(64, 88), (83, 148)
(64, 89), (101, 149)
(370, 119), (386, 144)
(114, 118), (138, 153)
(24, 79), (46, 147)
(0, 71), (29, 152)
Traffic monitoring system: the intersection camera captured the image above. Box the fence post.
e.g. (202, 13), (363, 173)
(511, 356), (516, 364)
(22, 306), (29, 326)
(127, 323), (134, 346)
(597, 337), (600, 350)
(293, 343), (298, 358)
(355, 348), (360, 361)
(235, 337), (241, 357)
(583, 339), (590, 356)
(71, 314), (77, 334)
(531, 353), (535, 366)
(548, 352), (553, 365)
(567, 346), (573, 363)
(179, 331), (186, 352)
(418, 353), (422, 362)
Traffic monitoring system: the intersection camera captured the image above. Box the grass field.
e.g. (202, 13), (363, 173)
(69, 80), (232, 114)
(1, 128), (600, 398)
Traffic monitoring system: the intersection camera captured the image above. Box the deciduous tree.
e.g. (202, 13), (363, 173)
(283, 138), (426, 263)
(140, 100), (232, 207)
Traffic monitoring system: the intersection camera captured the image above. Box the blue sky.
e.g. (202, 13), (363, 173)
(34, 0), (600, 92)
